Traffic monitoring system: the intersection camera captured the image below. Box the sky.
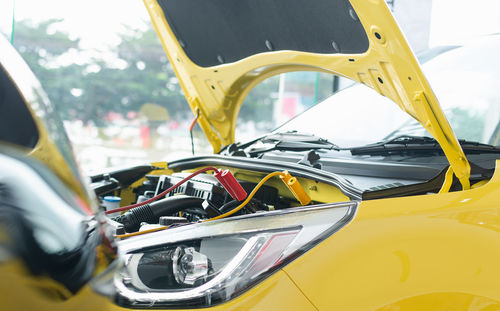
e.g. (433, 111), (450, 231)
(429, 0), (500, 46)
(2, 0), (500, 51)
(0, 0), (149, 48)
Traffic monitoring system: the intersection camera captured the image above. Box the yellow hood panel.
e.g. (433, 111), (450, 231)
(143, 0), (471, 188)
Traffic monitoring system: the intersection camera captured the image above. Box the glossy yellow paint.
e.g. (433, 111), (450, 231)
(472, 179), (490, 189)
(283, 160), (500, 310)
(229, 167), (350, 203)
(0, 261), (114, 311)
(143, 0), (471, 189)
(438, 166), (454, 193)
(184, 270), (317, 311)
(0, 262), (315, 311)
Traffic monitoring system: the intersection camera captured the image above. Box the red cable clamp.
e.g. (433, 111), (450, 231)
(214, 169), (247, 201)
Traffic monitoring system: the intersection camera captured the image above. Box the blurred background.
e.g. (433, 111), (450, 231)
(1, 0), (500, 173)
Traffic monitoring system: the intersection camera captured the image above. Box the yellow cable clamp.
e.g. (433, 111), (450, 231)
(280, 171), (311, 205)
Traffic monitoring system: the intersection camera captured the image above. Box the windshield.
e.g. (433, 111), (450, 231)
(276, 35), (500, 147)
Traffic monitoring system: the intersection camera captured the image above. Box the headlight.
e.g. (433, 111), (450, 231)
(115, 202), (356, 308)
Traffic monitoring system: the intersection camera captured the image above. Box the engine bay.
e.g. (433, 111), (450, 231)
(112, 171), (285, 234)
(91, 162), (352, 237)
(91, 150), (493, 239)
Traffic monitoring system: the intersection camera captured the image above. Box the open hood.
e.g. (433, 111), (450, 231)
(143, 0), (471, 188)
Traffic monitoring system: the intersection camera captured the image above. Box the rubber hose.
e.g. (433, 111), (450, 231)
(112, 195), (203, 232)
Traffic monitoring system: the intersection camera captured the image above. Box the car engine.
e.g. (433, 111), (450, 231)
(111, 172), (285, 233)
(90, 163), (332, 236)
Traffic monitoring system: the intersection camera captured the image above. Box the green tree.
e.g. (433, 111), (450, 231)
(447, 107), (486, 142)
(12, 19), (190, 124)
(103, 26), (188, 119)
(14, 19), (318, 132)
(13, 19), (85, 120)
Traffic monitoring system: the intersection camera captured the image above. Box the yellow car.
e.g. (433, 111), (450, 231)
(1, 0), (500, 310)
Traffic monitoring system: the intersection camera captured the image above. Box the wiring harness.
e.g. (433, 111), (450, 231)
(109, 167), (311, 238)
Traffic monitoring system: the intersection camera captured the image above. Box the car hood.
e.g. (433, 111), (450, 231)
(143, 0), (471, 188)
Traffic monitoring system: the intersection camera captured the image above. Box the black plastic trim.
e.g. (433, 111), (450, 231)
(362, 166), (450, 200)
(167, 155), (362, 200)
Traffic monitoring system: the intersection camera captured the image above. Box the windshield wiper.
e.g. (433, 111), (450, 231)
(220, 131), (339, 157)
(350, 135), (500, 156)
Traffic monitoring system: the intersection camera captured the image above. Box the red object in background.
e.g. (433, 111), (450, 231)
(105, 111), (124, 122)
(169, 120), (180, 130)
(140, 125), (150, 148)
(127, 111), (138, 119)
(282, 97), (297, 120)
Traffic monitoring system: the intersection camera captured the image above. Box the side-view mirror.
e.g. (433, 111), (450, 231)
(0, 146), (117, 308)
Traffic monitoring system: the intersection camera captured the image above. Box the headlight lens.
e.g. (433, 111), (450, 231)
(115, 202), (356, 308)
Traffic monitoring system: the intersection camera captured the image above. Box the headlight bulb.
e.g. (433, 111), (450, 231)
(135, 245), (212, 290)
(172, 246), (211, 286)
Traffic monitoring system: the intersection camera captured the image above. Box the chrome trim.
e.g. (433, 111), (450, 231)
(118, 201), (357, 254)
(116, 235), (262, 303)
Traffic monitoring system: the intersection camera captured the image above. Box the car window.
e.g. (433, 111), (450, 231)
(268, 36), (500, 147)
(276, 82), (412, 147)
(236, 71), (354, 142)
(422, 37), (500, 144)
(0, 65), (39, 149)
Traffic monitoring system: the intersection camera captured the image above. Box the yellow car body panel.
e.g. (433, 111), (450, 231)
(0, 262), (113, 311)
(283, 160), (500, 310)
(143, 0), (471, 188)
(4, 161), (499, 311)
(0, 264), (315, 311)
